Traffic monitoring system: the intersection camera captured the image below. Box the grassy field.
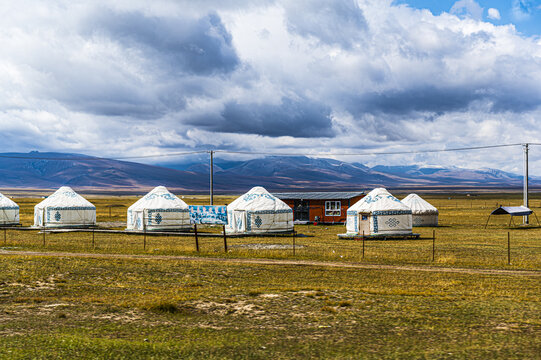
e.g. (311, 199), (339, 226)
(0, 192), (540, 358)
(3, 193), (541, 269)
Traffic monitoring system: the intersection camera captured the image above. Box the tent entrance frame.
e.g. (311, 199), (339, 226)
(358, 212), (371, 235)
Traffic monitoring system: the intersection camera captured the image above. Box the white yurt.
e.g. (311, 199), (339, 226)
(34, 186), (96, 228)
(127, 186), (190, 231)
(402, 194), (438, 227)
(225, 186), (293, 234)
(0, 193), (19, 225)
(346, 188), (412, 236)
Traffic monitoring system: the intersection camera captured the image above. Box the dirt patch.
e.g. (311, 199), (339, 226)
(97, 221), (125, 228)
(93, 310), (143, 323)
(230, 244), (306, 250)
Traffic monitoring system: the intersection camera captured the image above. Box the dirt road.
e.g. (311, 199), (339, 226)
(1, 249), (539, 276)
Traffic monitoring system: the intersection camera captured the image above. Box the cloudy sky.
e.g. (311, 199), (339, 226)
(1, 0), (541, 173)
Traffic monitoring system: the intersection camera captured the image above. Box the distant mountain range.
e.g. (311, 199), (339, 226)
(0, 152), (535, 193)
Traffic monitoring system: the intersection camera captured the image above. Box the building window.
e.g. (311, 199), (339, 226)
(325, 201), (341, 216)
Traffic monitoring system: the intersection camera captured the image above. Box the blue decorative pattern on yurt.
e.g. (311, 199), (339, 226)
(385, 218), (399, 227)
(146, 208), (188, 225)
(46, 207), (95, 223)
(242, 193), (276, 202)
(245, 209), (291, 231)
(144, 193), (177, 201)
(373, 210), (411, 215)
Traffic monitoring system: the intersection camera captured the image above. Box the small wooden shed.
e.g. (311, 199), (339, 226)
(272, 191), (365, 224)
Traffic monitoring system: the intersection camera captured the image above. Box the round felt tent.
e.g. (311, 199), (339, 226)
(401, 193), (438, 227)
(34, 186), (96, 228)
(127, 186), (190, 231)
(0, 192), (19, 225)
(346, 188), (412, 236)
(225, 186), (293, 234)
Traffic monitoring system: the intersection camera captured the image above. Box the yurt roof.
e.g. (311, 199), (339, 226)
(402, 194), (438, 214)
(348, 188), (411, 213)
(228, 186), (292, 212)
(35, 186), (95, 209)
(128, 186), (188, 211)
(0, 193), (18, 208)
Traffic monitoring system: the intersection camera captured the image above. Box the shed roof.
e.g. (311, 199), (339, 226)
(272, 191), (365, 200)
(490, 206), (533, 216)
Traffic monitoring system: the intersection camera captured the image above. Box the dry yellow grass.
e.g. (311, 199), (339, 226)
(3, 193), (540, 270)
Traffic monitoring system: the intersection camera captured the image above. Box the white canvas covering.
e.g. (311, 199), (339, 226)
(34, 186), (96, 228)
(0, 192), (19, 225)
(402, 194), (439, 227)
(346, 188), (412, 235)
(225, 186), (293, 234)
(127, 186), (190, 231)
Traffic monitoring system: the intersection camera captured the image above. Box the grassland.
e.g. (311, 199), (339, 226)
(4, 193), (541, 269)
(0, 192), (539, 359)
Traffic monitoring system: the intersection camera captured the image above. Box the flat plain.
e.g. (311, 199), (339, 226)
(0, 193), (539, 359)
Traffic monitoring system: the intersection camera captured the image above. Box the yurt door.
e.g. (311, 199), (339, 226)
(233, 211), (245, 232)
(34, 209), (43, 227)
(359, 213), (370, 235)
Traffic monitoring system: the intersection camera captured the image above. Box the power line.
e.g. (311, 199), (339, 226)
(216, 143), (523, 156)
(0, 143), (528, 161)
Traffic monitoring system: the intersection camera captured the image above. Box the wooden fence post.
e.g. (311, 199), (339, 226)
(43, 231), (46, 247)
(293, 231), (296, 256)
(143, 222), (147, 250)
(92, 229), (95, 249)
(507, 232), (511, 265)
(362, 231), (365, 259)
(432, 230), (435, 262)
(3, 228), (6, 245)
(194, 224), (199, 252)
(223, 225), (228, 252)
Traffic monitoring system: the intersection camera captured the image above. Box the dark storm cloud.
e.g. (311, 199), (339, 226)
(284, 0), (367, 48)
(52, 9), (240, 119)
(84, 9), (239, 76)
(351, 86), (480, 115)
(348, 83), (541, 117)
(190, 98), (334, 138)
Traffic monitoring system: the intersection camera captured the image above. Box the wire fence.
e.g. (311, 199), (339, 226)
(1, 225), (539, 269)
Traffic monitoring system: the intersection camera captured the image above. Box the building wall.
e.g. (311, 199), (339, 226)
(283, 195), (365, 223)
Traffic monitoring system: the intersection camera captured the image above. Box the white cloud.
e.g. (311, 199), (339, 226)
(487, 8), (501, 20)
(1, 0), (541, 173)
(450, 0), (483, 20)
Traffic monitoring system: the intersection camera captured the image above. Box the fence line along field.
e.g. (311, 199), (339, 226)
(3, 193), (541, 269)
(0, 192), (540, 358)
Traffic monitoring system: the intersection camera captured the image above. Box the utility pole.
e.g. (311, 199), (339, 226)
(209, 150), (214, 205)
(523, 143), (529, 224)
